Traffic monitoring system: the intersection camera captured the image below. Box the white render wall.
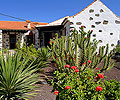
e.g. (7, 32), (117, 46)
(67, 0), (120, 51)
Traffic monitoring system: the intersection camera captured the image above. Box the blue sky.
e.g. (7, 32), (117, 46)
(0, 0), (119, 23)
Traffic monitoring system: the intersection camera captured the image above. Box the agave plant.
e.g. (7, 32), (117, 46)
(0, 53), (38, 100)
(38, 47), (51, 61)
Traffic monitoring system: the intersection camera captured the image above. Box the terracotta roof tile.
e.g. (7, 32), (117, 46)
(0, 21), (48, 30)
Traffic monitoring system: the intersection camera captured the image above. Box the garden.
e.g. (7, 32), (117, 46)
(0, 26), (120, 100)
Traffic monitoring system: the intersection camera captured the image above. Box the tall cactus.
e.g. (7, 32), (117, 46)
(48, 27), (114, 73)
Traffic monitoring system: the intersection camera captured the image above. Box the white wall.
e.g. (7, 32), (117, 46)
(67, 0), (120, 51)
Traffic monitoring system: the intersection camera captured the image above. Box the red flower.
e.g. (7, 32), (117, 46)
(85, 37), (87, 39)
(75, 69), (79, 72)
(65, 64), (70, 68)
(52, 41), (54, 43)
(96, 86), (103, 91)
(66, 75), (68, 76)
(54, 90), (59, 95)
(91, 30), (93, 32)
(65, 86), (71, 90)
(95, 67), (98, 70)
(81, 26), (84, 28)
(87, 77), (90, 79)
(71, 66), (77, 69)
(73, 57), (75, 60)
(54, 63), (57, 66)
(98, 74), (104, 79)
(88, 60), (92, 63)
(49, 41), (51, 44)
(82, 62), (85, 65)
(95, 76), (99, 79)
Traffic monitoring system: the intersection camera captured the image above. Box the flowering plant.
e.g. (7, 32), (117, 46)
(51, 66), (106, 99)
(49, 27), (117, 99)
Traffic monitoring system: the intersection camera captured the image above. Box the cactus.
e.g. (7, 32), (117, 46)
(48, 27), (114, 73)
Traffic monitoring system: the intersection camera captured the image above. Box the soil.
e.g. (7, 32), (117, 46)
(30, 60), (120, 100)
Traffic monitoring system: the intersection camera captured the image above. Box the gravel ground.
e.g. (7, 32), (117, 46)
(30, 84), (56, 100)
(104, 60), (120, 81)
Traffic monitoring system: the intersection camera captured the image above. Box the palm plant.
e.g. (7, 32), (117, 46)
(0, 53), (38, 100)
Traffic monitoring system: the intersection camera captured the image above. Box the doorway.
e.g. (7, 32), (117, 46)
(9, 34), (16, 49)
(26, 35), (33, 46)
(44, 32), (52, 46)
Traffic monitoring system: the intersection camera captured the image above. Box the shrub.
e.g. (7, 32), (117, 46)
(0, 53), (38, 99)
(15, 42), (50, 69)
(105, 80), (120, 100)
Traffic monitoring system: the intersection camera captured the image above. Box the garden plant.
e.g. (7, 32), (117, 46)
(49, 26), (120, 100)
(15, 42), (51, 70)
(0, 52), (39, 100)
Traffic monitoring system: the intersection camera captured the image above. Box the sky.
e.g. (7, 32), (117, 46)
(0, 0), (119, 23)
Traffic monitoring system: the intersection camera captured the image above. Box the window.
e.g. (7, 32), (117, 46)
(76, 22), (82, 25)
(99, 30), (102, 32)
(93, 34), (96, 37)
(89, 17), (93, 21)
(117, 40), (120, 45)
(103, 20), (108, 24)
(70, 22), (74, 25)
(91, 25), (95, 28)
(110, 33), (113, 35)
(95, 22), (101, 25)
(95, 14), (100, 17)
(99, 40), (102, 43)
(70, 27), (75, 32)
(70, 27), (74, 29)
(115, 20), (120, 24)
(89, 9), (94, 13)
(100, 9), (104, 13)
(111, 44), (114, 47)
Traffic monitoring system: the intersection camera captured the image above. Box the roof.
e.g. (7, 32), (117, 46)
(0, 21), (48, 30)
(49, 16), (69, 25)
(71, 0), (118, 17)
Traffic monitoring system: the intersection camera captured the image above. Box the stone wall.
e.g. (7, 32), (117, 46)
(2, 32), (22, 49)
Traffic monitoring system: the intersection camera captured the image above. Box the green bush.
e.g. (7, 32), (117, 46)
(0, 53), (38, 99)
(15, 42), (50, 69)
(105, 80), (120, 100)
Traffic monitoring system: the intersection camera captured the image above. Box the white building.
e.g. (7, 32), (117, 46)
(62, 0), (120, 51)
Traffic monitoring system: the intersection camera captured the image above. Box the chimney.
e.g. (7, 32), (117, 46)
(26, 20), (31, 28)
